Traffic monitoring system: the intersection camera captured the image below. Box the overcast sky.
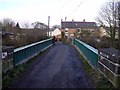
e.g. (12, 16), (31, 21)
(0, 0), (108, 27)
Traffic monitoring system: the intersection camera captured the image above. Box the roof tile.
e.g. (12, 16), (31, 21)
(61, 21), (97, 29)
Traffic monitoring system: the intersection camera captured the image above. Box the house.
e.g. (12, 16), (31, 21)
(52, 28), (61, 39)
(99, 26), (119, 39)
(48, 28), (61, 39)
(98, 26), (108, 37)
(61, 20), (98, 38)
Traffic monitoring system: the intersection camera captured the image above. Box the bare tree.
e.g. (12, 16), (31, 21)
(23, 22), (30, 29)
(0, 20), (2, 30)
(0, 20), (2, 24)
(96, 1), (118, 47)
(31, 21), (41, 29)
(2, 18), (15, 26)
(52, 25), (61, 29)
(2, 18), (15, 32)
(31, 21), (48, 30)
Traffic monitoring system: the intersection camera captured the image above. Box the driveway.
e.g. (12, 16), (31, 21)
(13, 42), (94, 88)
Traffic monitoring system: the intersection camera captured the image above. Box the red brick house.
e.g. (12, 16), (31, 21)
(61, 21), (99, 38)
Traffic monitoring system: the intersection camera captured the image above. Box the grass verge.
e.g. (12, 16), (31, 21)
(78, 50), (114, 88)
(2, 51), (44, 88)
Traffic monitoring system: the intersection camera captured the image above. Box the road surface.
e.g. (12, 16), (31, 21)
(13, 42), (95, 88)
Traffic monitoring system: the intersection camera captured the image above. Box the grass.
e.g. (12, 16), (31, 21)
(2, 51), (44, 88)
(78, 51), (114, 88)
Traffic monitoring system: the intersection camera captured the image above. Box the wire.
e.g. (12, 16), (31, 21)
(54, 0), (73, 14)
(60, 0), (72, 11)
(67, 0), (85, 18)
(72, 0), (84, 14)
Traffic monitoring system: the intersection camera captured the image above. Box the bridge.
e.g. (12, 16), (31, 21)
(2, 38), (120, 88)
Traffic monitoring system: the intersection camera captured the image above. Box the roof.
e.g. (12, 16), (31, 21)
(61, 21), (97, 29)
(52, 28), (61, 36)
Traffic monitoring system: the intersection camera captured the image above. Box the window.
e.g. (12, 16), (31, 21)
(78, 28), (81, 33)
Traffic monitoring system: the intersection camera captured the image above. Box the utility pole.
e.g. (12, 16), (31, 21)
(118, 1), (120, 51)
(65, 17), (67, 22)
(48, 16), (50, 37)
(117, 1), (120, 74)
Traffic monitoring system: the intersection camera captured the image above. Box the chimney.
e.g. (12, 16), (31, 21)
(61, 19), (63, 22)
(72, 19), (74, 22)
(83, 19), (85, 22)
(65, 17), (67, 21)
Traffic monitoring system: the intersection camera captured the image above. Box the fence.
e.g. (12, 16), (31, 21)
(74, 39), (98, 68)
(2, 46), (14, 72)
(98, 48), (120, 87)
(13, 38), (53, 66)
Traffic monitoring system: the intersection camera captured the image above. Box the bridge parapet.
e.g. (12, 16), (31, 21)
(74, 39), (120, 87)
(13, 38), (53, 66)
(98, 48), (120, 87)
(74, 39), (98, 68)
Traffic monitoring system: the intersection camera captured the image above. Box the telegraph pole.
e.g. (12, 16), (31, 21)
(118, 2), (120, 51)
(48, 16), (50, 37)
(65, 17), (67, 22)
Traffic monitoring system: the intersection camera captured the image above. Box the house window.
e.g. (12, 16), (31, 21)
(78, 28), (81, 33)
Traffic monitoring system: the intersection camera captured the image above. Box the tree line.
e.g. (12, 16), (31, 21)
(1, 18), (49, 48)
(0, 18), (48, 30)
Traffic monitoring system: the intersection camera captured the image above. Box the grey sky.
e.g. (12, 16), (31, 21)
(0, 0), (108, 27)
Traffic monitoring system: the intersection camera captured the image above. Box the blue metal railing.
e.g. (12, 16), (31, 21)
(13, 38), (53, 66)
(74, 39), (98, 68)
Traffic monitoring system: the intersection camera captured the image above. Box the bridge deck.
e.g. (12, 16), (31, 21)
(13, 42), (94, 88)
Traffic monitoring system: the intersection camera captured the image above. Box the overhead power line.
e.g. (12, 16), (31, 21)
(55, 0), (73, 14)
(60, 0), (72, 10)
(72, 0), (84, 14)
(67, 0), (85, 18)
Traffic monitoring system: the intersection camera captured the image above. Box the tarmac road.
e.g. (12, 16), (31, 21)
(13, 42), (94, 88)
